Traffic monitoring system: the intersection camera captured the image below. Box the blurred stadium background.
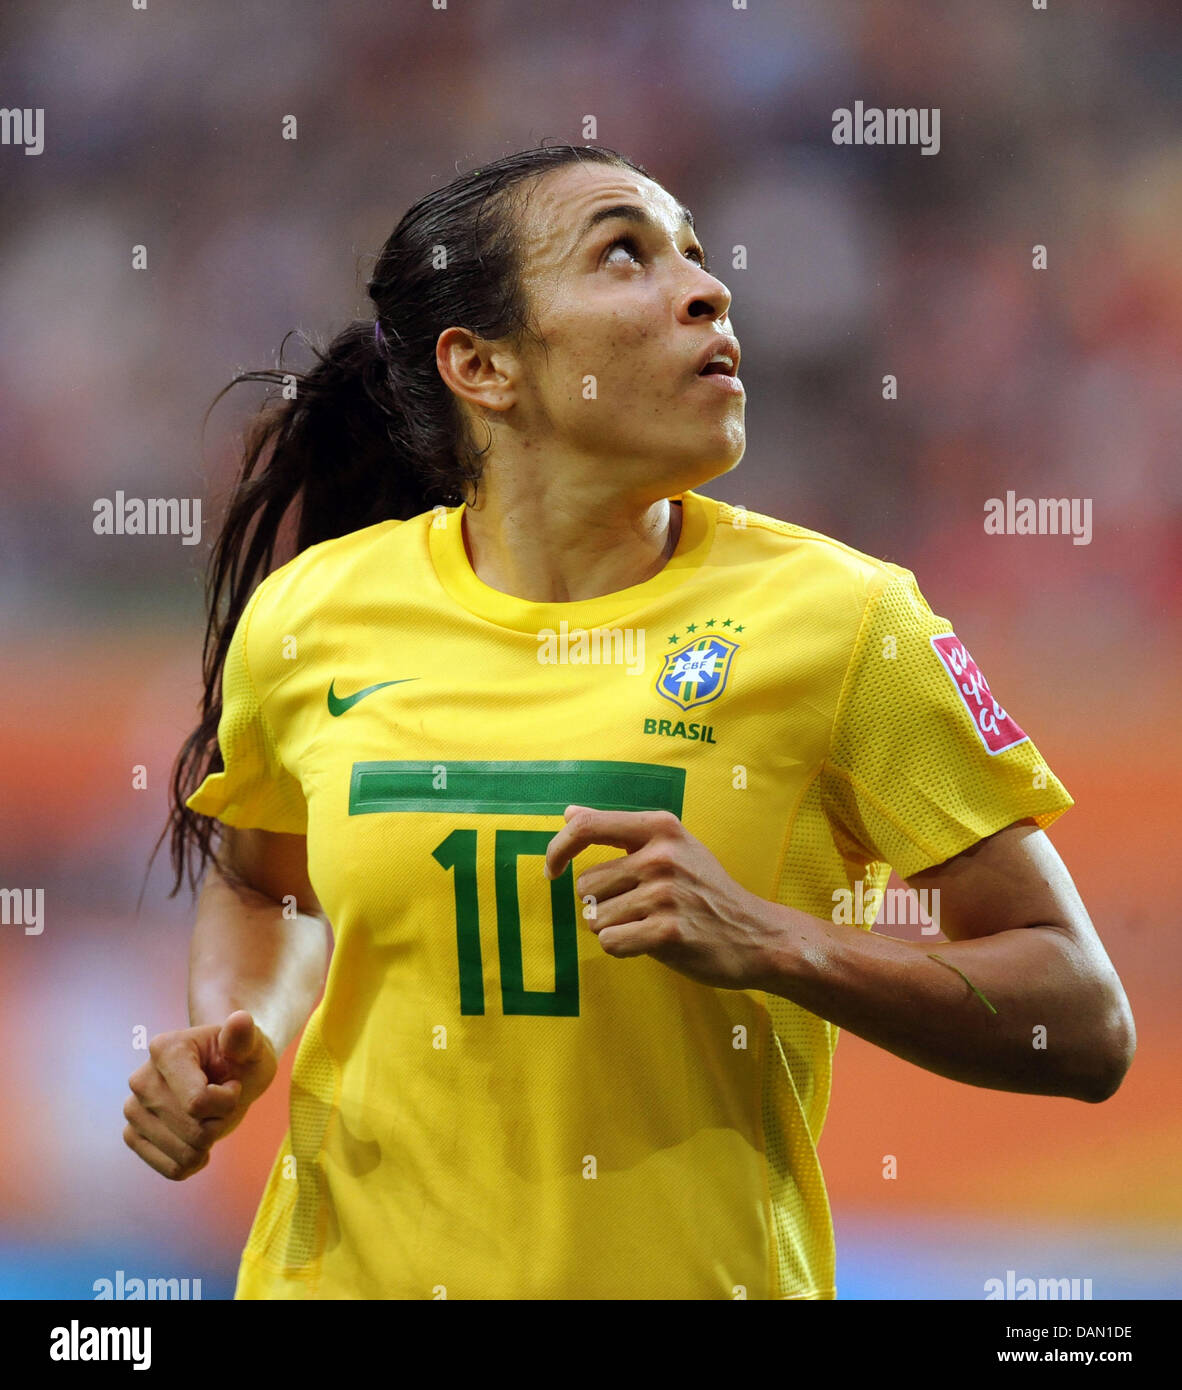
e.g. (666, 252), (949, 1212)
(1, 0), (1179, 1299)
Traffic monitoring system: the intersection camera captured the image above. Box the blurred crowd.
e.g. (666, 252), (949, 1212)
(0, 0), (1178, 622)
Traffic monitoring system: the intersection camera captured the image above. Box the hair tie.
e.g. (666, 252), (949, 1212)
(374, 320), (383, 348)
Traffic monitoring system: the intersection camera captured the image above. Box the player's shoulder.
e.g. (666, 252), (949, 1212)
(246, 511), (424, 627)
(705, 492), (916, 607)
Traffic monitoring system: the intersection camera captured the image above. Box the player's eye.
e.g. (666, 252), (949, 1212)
(603, 235), (643, 266)
(603, 236), (711, 273)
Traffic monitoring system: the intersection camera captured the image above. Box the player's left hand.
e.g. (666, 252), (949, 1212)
(544, 805), (783, 990)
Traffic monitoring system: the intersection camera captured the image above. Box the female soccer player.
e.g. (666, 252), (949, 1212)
(126, 144), (1135, 1300)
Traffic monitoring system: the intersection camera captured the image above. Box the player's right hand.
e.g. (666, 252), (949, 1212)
(123, 1010), (278, 1180)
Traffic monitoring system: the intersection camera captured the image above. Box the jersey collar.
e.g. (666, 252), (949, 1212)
(428, 490), (716, 632)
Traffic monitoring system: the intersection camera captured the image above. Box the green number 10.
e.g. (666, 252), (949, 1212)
(348, 759), (686, 1019)
(432, 828), (578, 1015)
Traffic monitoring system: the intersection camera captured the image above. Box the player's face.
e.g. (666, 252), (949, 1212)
(507, 162), (745, 500)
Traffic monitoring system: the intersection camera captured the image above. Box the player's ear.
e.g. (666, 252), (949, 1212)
(436, 328), (516, 414)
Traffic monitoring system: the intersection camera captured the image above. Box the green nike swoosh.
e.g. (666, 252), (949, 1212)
(327, 678), (419, 717)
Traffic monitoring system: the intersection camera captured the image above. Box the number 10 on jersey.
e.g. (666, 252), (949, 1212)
(348, 759), (687, 1019)
(433, 828), (577, 1015)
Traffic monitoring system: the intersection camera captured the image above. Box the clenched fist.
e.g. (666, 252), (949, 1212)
(123, 1011), (277, 1180)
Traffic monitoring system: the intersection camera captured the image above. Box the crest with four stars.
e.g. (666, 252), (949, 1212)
(655, 619), (743, 711)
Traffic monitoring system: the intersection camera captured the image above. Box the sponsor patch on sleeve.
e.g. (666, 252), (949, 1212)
(930, 633), (1029, 755)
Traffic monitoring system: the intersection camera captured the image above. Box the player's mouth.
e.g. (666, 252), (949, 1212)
(694, 335), (744, 394)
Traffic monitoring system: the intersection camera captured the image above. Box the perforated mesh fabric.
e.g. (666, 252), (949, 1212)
(240, 1016), (339, 1290)
(185, 583), (308, 835)
(821, 569), (1071, 879)
(760, 1001), (837, 1298)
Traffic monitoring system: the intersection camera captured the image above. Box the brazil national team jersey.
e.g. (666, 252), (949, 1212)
(186, 489), (1073, 1300)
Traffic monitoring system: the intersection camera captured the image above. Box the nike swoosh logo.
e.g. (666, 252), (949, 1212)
(327, 678), (419, 717)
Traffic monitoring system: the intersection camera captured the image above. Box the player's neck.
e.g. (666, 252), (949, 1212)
(459, 488), (683, 604)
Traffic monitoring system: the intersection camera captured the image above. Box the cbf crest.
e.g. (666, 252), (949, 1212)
(656, 635), (740, 711)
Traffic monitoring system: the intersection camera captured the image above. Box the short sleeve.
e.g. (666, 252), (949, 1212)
(820, 568), (1073, 879)
(184, 584), (308, 835)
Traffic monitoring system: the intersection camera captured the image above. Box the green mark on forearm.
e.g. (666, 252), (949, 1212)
(926, 953), (999, 1015)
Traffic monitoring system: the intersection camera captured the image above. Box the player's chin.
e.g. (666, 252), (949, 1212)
(637, 419), (744, 495)
(694, 403), (745, 449)
(714, 439), (746, 475)
(681, 435), (746, 488)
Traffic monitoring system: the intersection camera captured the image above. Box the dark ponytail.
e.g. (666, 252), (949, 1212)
(160, 142), (649, 896)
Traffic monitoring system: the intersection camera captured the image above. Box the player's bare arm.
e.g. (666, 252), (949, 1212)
(188, 827), (329, 1049)
(546, 807), (1135, 1104)
(123, 829), (330, 1180)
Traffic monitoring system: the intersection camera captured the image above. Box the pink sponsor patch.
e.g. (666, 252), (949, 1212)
(930, 633), (1028, 755)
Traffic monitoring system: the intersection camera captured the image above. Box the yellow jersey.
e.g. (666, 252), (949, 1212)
(186, 488), (1072, 1299)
